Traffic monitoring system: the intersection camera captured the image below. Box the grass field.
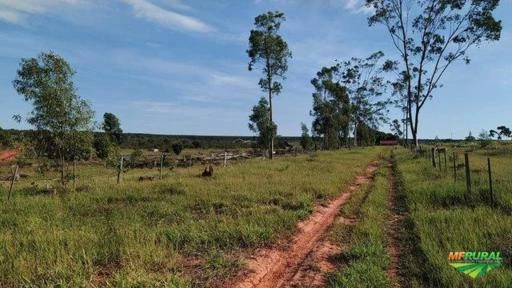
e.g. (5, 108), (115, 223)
(0, 148), (383, 287)
(393, 147), (512, 287)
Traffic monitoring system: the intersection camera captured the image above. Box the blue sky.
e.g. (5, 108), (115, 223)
(1, 0), (511, 138)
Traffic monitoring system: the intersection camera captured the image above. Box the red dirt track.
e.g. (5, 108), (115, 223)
(0, 150), (17, 162)
(227, 162), (379, 288)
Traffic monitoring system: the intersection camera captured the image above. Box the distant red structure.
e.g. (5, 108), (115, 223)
(379, 140), (399, 146)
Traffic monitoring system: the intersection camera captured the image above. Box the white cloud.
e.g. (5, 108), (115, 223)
(121, 0), (214, 33)
(0, 8), (23, 24)
(341, 0), (373, 14)
(209, 73), (253, 89)
(253, 0), (373, 14)
(0, 0), (86, 25)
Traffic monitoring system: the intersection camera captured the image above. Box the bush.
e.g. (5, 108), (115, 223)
(93, 134), (111, 159)
(130, 149), (144, 165)
(172, 143), (183, 156)
(0, 128), (13, 147)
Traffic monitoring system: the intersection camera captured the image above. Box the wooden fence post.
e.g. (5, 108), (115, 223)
(438, 150), (442, 170)
(464, 153), (471, 200)
(160, 153), (164, 180)
(444, 151), (447, 172)
(7, 165), (19, 201)
(431, 147), (436, 168)
(117, 156), (124, 184)
(487, 158), (494, 207)
(73, 159), (76, 192)
(224, 152), (227, 167)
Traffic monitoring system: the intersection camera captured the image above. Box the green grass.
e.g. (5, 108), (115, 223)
(394, 147), (512, 288)
(0, 148), (383, 287)
(328, 163), (392, 288)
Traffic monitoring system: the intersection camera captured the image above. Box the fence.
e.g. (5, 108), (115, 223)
(427, 147), (504, 208)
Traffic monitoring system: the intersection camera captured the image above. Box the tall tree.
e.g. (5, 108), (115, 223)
(102, 112), (123, 144)
(249, 97), (276, 152)
(247, 11), (292, 159)
(13, 51), (94, 183)
(366, 0), (502, 148)
(337, 51), (389, 147)
(310, 66), (350, 149)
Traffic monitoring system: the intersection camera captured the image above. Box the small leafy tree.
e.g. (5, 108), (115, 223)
(367, 0), (502, 148)
(249, 97), (276, 151)
(103, 112), (123, 144)
(465, 131), (475, 142)
(247, 11), (292, 159)
(130, 149), (144, 166)
(300, 123), (313, 150)
(478, 129), (492, 148)
(93, 133), (111, 160)
(172, 143), (183, 156)
(13, 51), (94, 183)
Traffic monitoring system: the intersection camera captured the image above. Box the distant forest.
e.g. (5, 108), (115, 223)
(3, 129), (397, 150)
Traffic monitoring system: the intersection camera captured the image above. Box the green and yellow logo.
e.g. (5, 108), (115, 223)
(448, 251), (502, 279)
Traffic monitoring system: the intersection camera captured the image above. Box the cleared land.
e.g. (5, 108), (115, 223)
(0, 148), (383, 287)
(1, 145), (509, 287)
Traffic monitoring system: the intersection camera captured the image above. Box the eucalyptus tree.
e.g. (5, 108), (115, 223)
(337, 51), (389, 147)
(310, 66), (350, 149)
(247, 11), (292, 159)
(249, 97), (276, 152)
(489, 125), (511, 140)
(103, 112), (123, 145)
(366, 0), (502, 148)
(13, 51), (94, 183)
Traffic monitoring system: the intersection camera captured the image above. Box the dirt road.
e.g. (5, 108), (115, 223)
(0, 149), (17, 162)
(227, 162), (379, 288)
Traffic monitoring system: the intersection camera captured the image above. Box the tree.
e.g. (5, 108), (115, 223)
(465, 131), (475, 142)
(310, 66), (350, 149)
(489, 125), (511, 140)
(0, 127), (13, 147)
(247, 11), (292, 159)
(478, 129), (492, 148)
(13, 51), (94, 184)
(249, 97), (276, 151)
(102, 112), (123, 144)
(300, 123), (313, 150)
(93, 133), (111, 160)
(172, 143), (183, 156)
(367, 0), (502, 148)
(130, 148), (144, 166)
(337, 51), (390, 146)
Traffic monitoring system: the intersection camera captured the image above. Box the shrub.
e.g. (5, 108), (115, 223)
(172, 143), (183, 156)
